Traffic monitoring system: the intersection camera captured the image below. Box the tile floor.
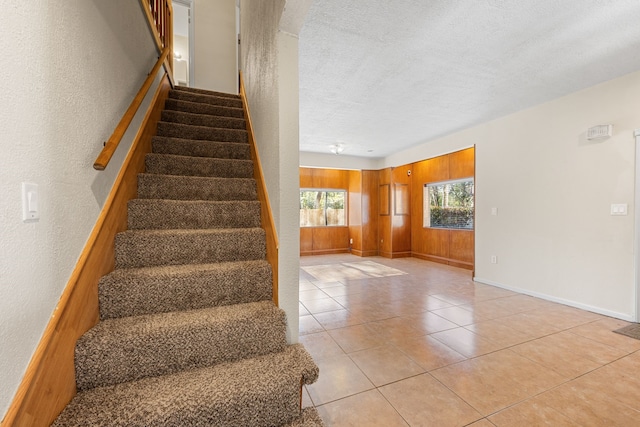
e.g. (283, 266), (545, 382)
(298, 254), (640, 426)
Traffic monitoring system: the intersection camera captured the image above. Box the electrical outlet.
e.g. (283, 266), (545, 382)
(350, 238), (353, 244)
(491, 255), (497, 264)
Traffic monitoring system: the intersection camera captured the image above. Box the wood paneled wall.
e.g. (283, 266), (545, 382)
(377, 165), (412, 258)
(299, 147), (474, 269)
(300, 168), (350, 256)
(377, 168), (392, 257)
(360, 170), (379, 256)
(411, 147), (475, 269)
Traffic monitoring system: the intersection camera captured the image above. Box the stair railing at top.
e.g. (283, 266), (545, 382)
(93, 0), (174, 171)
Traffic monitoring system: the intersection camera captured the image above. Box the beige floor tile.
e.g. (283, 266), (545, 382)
(430, 327), (506, 357)
(315, 390), (408, 427)
(320, 285), (351, 297)
(459, 300), (521, 319)
(299, 289), (331, 302)
(466, 420), (496, 427)
(491, 294), (552, 313)
(403, 311), (459, 335)
(571, 355), (640, 412)
(496, 312), (562, 338)
(312, 309), (364, 330)
(431, 292), (475, 306)
(533, 376), (640, 426)
(298, 255), (640, 425)
(417, 295), (455, 310)
(568, 319), (640, 353)
(431, 349), (566, 416)
(328, 324), (387, 353)
(365, 317), (423, 344)
(349, 345), (424, 386)
(432, 306), (488, 326)
(301, 386), (314, 408)
(515, 307), (596, 330)
(313, 281), (346, 289)
(306, 354), (375, 406)
(302, 297), (345, 314)
(299, 331), (345, 361)
(299, 281), (319, 291)
(510, 331), (627, 378)
(299, 302), (310, 316)
(393, 334), (467, 370)
(465, 320), (536, 347)
(299, 314), (325, 335)
(489, 398), (581, 426)
(380, 373), (482, 426)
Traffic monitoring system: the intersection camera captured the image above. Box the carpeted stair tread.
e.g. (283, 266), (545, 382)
(157, 121), (248, 143)
(99, 260), (273, 319)
(76, 301), (286, 390)
(145, 153), (254, 178)
(54, 344), (319, 427)
(163, 98), (244, 119)
(152, 135), (251, 160)
(128, 199), (261, 230)
(115, 228), (266, 269)
(284, 408), (325, 427)
(172, 85), (240, 99)
(161, 109), (246, 130)
(137, 173), (257, 201)
(58, 85), (321, 425)
(169, 89), (243, 109)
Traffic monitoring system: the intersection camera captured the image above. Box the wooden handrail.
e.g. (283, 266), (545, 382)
(94, 0), (174, 171)
(93, 47), (170, 170)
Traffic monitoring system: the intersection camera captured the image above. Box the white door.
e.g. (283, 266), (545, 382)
(173, 0), (194, 86)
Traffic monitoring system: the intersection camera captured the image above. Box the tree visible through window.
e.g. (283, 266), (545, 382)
(300, 190), (346, 227)
(424, 179), (474, 229)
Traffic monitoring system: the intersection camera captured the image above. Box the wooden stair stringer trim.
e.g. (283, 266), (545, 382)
(239, 72), (280, 306)
(1, 74), (171, 427)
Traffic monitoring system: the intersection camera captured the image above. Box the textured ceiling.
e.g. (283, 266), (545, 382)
(299, 0), (640, 158)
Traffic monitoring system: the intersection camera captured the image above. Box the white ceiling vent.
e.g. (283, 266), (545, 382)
(587, 124), (613, 140)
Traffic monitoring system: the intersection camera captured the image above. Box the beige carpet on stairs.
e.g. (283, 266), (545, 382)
(53, 86), (323, 427)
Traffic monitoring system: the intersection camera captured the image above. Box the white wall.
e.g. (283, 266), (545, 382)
(174, 34), (190, 86)
(0, 0), (157, 419)
(241, 0), (308, 342)
(194, 0), (238, 93)
(385, 71), (640, 320)
(299, 151), (384, 170)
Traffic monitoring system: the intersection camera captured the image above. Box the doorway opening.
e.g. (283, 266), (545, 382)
(173, 0), (194, 86)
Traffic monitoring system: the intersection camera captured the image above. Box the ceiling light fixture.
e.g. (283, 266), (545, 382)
(330, 144), (345, 155)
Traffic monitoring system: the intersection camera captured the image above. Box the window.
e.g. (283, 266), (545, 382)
(300, 190), (347, 227)
(424, 178), (474, 229)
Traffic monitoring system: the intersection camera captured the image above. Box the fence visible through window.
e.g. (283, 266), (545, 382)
(300, 190), (346, 227)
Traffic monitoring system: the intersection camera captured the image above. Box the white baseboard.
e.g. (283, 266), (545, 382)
(473, 276), (635, 322)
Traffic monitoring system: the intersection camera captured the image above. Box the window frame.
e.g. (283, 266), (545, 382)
(299, 188), (348, 227)
(423, 177), (475, 230)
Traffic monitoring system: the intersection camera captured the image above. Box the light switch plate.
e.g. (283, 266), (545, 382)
(22, 182), (40, 222)
(610, 203), (628, 216)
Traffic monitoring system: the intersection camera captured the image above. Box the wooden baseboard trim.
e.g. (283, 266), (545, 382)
(411, 252), (474, 270)
(300, 249), (350, 256)
(350, 249), (379, 257)
(2, 75), (170, 427)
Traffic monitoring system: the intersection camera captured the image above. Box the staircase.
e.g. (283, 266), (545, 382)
(53, 86), (323, 426)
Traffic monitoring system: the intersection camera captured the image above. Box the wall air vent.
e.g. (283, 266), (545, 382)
(587, 124), (613, 140)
